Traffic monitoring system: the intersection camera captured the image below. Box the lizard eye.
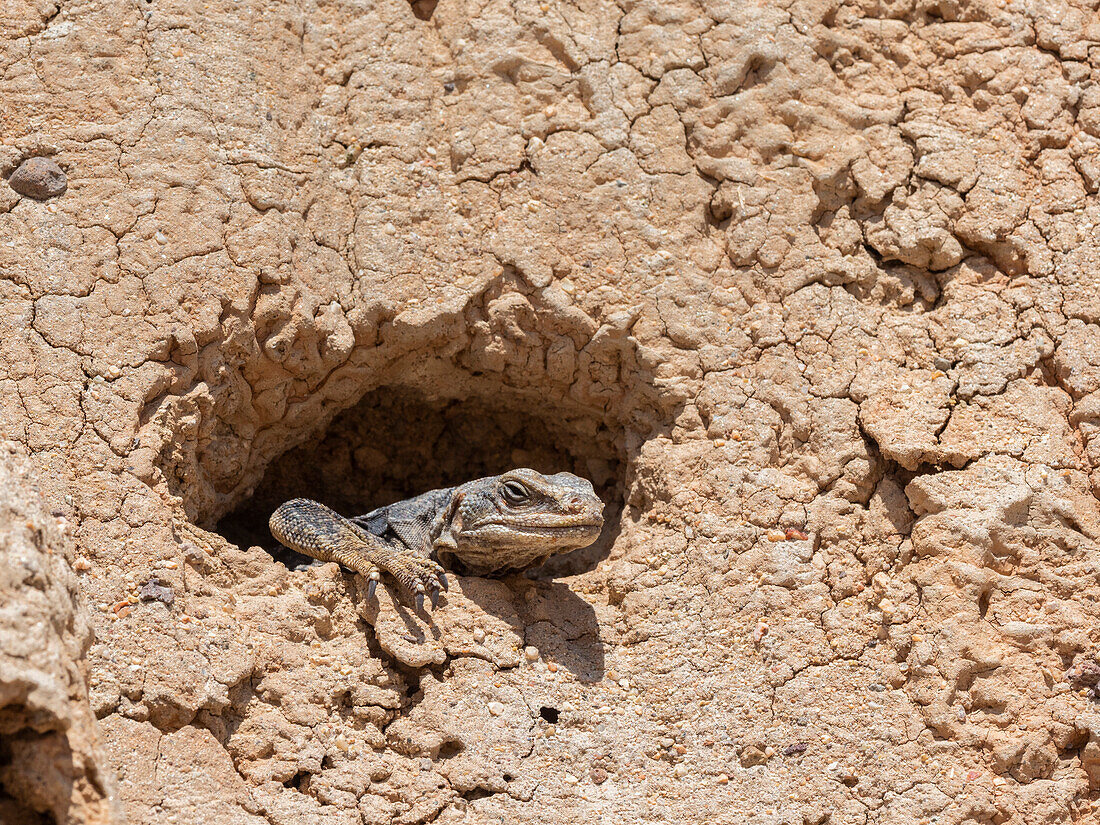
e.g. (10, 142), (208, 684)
(502, 480), (530, 504)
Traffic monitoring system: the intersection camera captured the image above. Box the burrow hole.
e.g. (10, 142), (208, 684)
(216, 384), (627, 579)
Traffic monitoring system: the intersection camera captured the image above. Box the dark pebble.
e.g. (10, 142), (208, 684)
(139, 578), (175, 605)
(1066, 657), (1100, 687)
(8, 157), (67, 199)
(782, 742), (808, 756)
(589, 767), (608, 784)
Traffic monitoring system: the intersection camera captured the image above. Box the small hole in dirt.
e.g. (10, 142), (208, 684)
(282, 770), (312, 793)
(978, 590), (991, 618)
(439, 740), (464, 759)
(216, 385), (625, 578)
(461, 787), (494, 801)
(1060, 730), (1089, 754)
(539, 706), (559, 723)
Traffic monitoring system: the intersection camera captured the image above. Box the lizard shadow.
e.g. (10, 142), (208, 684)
(465, 576), (605, 684)
(362, 574), (604, 683)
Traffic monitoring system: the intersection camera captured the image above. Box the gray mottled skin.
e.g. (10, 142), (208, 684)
(269, 469), (605, 611)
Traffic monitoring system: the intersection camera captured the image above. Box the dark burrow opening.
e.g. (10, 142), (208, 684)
(216, 384), (627, 579)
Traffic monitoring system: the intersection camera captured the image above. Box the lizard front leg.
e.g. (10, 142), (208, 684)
(269, 499), (446, 610)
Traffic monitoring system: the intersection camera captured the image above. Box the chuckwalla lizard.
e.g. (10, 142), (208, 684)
(269, 469), (605, 611)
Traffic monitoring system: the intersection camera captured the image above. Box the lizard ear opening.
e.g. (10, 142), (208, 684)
(433, 492), (463, 552)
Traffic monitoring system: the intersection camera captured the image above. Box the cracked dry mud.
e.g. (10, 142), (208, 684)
(3, 0), (1100, 822)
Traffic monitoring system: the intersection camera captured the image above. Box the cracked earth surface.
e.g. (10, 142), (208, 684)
(3, 0), (1100, 822)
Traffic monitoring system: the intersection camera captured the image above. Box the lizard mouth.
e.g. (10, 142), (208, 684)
(474, 520), (604, 535)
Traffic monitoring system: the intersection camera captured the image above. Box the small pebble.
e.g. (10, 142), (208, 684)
(8, 157), (67, 199)
(524, 645), (539, 663)
(717, 773), (729, 784)
(487, 701), (505, 716)
(589, 767), (608, 784)
(472, 627), (486, 643)
(564, 773), (578, 784)
(753, 621), (769, 644)
(674, 764), (688, 778)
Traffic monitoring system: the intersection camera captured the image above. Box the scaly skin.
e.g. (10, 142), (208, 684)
(269, 469), (605, 611)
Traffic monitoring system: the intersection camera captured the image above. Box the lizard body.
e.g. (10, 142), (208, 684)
(269, 469), (604, 610)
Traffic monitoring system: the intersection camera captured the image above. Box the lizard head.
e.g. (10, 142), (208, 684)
(436, 468), (605, 575)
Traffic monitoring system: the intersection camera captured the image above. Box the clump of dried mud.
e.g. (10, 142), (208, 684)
(3, 0), (1100, 822)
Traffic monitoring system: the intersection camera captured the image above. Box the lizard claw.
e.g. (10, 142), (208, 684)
(367, 570), (381, 601)
(430, 588), (440, 609)
(414, 580), (428, 614)
(439, 572), (449, 591)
